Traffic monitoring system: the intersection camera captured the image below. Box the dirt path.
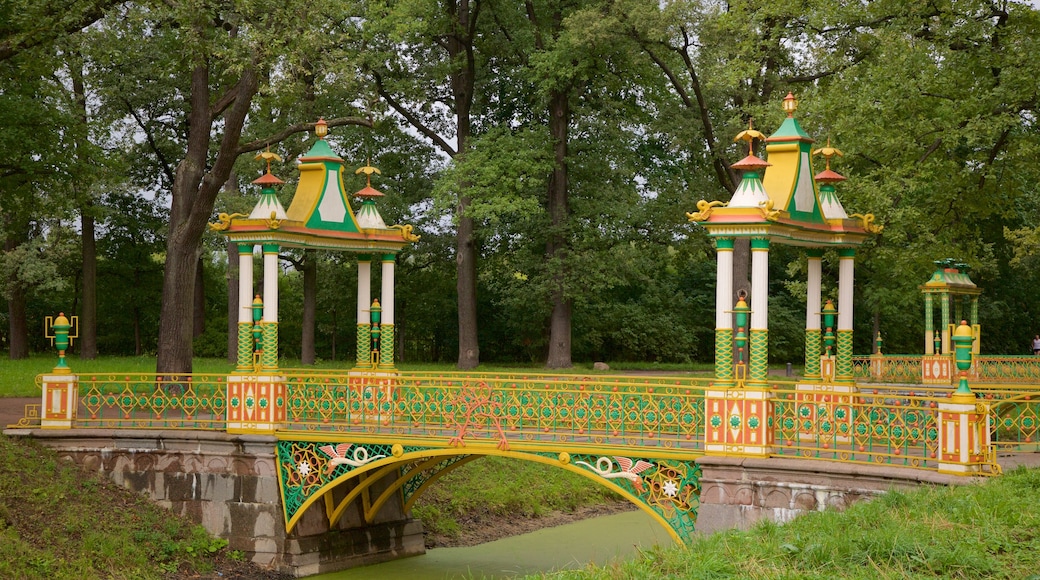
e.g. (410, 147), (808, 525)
(0, 397), (37, 429)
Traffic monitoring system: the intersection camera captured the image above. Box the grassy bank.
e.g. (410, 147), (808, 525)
(0, 434), (277, 580)
(545, 468), (1040, 580)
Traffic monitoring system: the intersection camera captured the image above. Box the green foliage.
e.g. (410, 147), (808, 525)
(0, 434), (240, 579)
(544, 467), (1040, 580)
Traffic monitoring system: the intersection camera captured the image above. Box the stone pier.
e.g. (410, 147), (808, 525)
(11, 429), (424, 577)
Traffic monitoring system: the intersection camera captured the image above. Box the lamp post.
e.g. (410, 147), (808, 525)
(733, 292), (750, 377)
(951, 320), (974, 397)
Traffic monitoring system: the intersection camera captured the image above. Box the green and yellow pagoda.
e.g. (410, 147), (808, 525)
(688, 94), (881, 455)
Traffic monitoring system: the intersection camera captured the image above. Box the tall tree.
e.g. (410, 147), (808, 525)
(363, 0), (484, 369)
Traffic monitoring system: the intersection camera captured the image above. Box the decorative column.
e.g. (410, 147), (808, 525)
(834, 249), (855, 384)
(261, 243), (280, 370)
(924, 293), (934, 355)
(42, 313), (78, 429)
(713, 238), (735, 385)
(970, 296), (980, 354)
(228, 243), (286, 435)
(356, 256), (372, 368)
(236, 244), (254, 370)
(940, 293), (951, 354)
(748, 238), (770, 385)
(380, 254), (396, 368)
(804, 250), (823, 381)
(937, 321), (995, 475)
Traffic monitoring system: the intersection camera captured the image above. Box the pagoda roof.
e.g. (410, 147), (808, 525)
(919, 260), (981, 295)
(686, 94), (880, 248)
(210, 125), (417, 253)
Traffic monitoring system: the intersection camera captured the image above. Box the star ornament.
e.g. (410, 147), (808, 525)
(663, 480), (679, 497)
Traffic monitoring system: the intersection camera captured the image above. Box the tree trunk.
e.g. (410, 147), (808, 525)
(193, 256), (205, 339)
(133, 306), (142, 356)
(71, 54), (97, 359)
(226, 240), (239, 364)
(301, 249), (317, 365)
(80, 206), (97, 358)
(4, 233), (28, 359)
(545, 87), (572, 369)
(449, 0), (480, 370)
(155, 62), (257, 376)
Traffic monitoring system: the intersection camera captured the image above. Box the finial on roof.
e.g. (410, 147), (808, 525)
(782, 92), (798, 117)
(355, 160), (382, 188)
(354, 162), (385, 199)
(255, 146), (282, 174)
(315, 117), (328, 140)
(734, 120), (766, 157)
(252, 146), (285, 186)
(812, 138), (845, 183)
(730, 119), (770, 171)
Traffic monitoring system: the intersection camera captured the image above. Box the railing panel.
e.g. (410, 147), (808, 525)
(282, 373), (709, 452)
(773, 383), (940, 469)
(75, 374), (227, 430)
(852, 356), (923, 384)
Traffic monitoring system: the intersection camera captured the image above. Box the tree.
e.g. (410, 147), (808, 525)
(362, 0), (485, 369)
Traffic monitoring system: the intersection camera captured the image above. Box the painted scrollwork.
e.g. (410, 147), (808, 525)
(209, 212), (248, 231)
(686, 199), (725, 222)
(390, 224), (420, 242)
(759, 199), (780, 221)
(849, 213), (883, 234)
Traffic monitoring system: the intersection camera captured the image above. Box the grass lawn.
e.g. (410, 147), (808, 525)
(544, 467), (1040, 579)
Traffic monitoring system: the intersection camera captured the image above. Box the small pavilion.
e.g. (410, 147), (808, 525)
(211, 119), (418, 373)
(687, 94), (881, 455)
(920, 259), (981, 355)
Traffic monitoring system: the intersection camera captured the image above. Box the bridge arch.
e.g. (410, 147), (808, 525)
(276, 439), (702, 544)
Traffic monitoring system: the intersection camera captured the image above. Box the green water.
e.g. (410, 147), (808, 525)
(311, 510), (668, 579)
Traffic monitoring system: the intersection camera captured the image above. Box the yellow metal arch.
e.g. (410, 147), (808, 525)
(285, 447), (687, 545)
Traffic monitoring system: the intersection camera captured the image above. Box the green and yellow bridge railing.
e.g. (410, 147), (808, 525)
(11, 369), (1037, 544)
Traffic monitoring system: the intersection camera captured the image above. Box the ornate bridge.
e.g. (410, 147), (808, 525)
(14, 368), (1039, 545)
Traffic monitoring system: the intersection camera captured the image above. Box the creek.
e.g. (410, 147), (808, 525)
(311, 509), (668, 579)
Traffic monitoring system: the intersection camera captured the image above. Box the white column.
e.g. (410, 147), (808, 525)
(357, 258), (371, 323)
(381, 255), (396, 325)
(238, 244), (253, 323)
(838, 252), (855, 332)
(806, 254), (822, 331)
(262, 244), (278, 322)
(715, 242), (734, 330)
(750, 242), (769, 331)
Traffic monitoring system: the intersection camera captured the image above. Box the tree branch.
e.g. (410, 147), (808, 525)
(236, 117), (374, 155)
(373, 70), (457, 157)
(0, 0), (121, 62)
(122, 97), (177, 186)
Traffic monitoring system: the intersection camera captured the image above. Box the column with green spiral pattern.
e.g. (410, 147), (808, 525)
(749, 329), (768, 383)
(262, 322), (278, 369)
(380, 324), (395, 367)
(356, 324), (372, 367)
(924, 293), (934, 354)
(237, 323), (253, 370)
(715, 328), (733, 383)
(804, 329), (821, 381)
(941, 294), (950, 354)
(835, 330), (853, 383)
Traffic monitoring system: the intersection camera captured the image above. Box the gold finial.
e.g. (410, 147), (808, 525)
(733, 120), (766, 156)
(782, 92), (798, 116)
(355, 161), (382, 188)
(315, 117), (328, 139)
(254, 146), (283, 174)
(812, 138), (844, 171)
